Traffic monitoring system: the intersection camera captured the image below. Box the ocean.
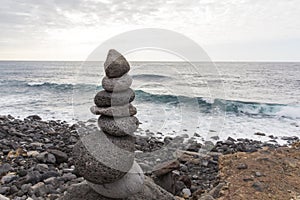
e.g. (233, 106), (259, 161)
(0, 61), (299, 144)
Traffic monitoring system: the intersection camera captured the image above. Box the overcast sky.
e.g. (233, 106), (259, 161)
(0, 0), (299, 61)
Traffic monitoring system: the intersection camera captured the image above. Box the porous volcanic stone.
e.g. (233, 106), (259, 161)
(98, 116), (139, 136)
(73, 130), (135, 184)
(94, 89), (135, 107)
(60, 177), (175, 200)
(102, 74), (132, 92)
(90, 104), (137, 117)
(88, 161), (144, 198)
(104, 49), (130, 78)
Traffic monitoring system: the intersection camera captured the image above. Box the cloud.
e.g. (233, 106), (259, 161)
(0, 0), (299, 60)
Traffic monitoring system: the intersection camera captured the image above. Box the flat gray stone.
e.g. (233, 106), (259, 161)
(104, 49), (130, 78)
(88, 161), (144, 198)
(98, 116), (139, 137)
(102, 73), (132, 92)
(60, 177), (175, 200)
(94, 89), (135, 107)
(90, 104), (137, 117)
(73, 130), (135, 184)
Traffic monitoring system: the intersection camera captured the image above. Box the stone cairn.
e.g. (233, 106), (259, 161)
(73, 49), (144, 199)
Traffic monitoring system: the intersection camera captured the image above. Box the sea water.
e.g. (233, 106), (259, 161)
(0, 61), (299, 144)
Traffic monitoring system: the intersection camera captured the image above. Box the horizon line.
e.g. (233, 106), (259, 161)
(0, 60), (300, 63)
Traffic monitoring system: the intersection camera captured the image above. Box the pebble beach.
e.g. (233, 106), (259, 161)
(1, 115), (299, 199)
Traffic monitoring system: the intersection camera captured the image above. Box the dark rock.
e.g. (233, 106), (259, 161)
(1, 174), (18, 184)
(90, 104), (137, 117)
(62, 173), (77, 182)
(36, 152), (56, 164)
(35, 164), (49, 172)
(254, 132), (266, 136)
(104, 49), (130, 78)
(41, 171), (60, 180)
(26, 115), (42, 121)
(48, 149), (68, 164)
(0, 187), (10, 194)
(102, 73), (132, 92)
(24, 171), (42, 184)
(0, 163), (12, 176)
(30, 182), (48, 197)
(94, 89), (135, 107)
(98, 116), (139, 136)
(21, 183), (32, 193)
(252, 182), (264, 192)
(153, 160), (180, 177)
(236, 163), (248, 170)
(175, 181), (186, 195)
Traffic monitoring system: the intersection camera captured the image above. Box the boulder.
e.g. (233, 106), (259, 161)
(60, 177), (175, 200)
(73, 130), (135, 184)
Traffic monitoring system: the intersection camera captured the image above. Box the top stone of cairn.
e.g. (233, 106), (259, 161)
(104, 49), (130, 78)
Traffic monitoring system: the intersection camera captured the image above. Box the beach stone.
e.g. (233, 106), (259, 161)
(0, 163), (12, 176)
(73, 130), (135, 184)
(48, 149), (68, 164)
(102, 74), (132, 92)
(104, 49), (130, 78)
(94, 89), (135, 107)
(90, 104), (137, 117)
(60, 177), (175, 200)
(88, 161), (144, 198)
(98, 116), (139, 136)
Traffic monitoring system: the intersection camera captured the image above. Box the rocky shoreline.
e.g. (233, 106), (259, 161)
(0, 115), (299, 200)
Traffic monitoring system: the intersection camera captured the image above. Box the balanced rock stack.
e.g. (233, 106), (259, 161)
(72, 49), (144, 199)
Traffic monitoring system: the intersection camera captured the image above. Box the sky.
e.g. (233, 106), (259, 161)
(0, 0), (300, 61)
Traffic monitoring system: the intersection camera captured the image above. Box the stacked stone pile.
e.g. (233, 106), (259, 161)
(72, 49), (144, 199)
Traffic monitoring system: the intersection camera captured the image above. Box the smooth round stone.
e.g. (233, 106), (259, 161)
(88, 161), (144, 198)
(104, 49), (130, 78)
(98, 116), (139, 136)
(102, 73), (132, 92)
(90, 104), (137, 117)
(73, 130), (135, 184)
(94, 89), (135, 107)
